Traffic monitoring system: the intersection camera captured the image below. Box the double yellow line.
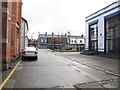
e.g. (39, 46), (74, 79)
(0, 60), (21, 90)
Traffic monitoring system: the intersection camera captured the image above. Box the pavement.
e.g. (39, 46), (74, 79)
(53, 51), (120, 89)
(1, 49), (120, 89)
(54, 52), (119, 75)
(2, 59), (20, 84)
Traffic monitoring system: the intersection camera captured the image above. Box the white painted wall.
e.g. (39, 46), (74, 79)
(85, 2), (119, 52)
(21, 20), (24, 50)
(69, 36), (85, 45)
(85, 22), (89, 50)
(21, 18), (29, 51)
(98, 16), (104, 52)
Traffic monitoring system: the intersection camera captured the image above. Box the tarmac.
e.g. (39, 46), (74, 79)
(54, 51), (120, 89)
(1, 50), (120, 89)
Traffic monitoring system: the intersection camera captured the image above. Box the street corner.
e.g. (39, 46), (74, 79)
(74, 78), (119, 89)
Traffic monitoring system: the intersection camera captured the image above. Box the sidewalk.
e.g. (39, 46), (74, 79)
(2, 58), (20, 85)
(56, 52), (119, 76)
(55, 52), (120, 89)
(74, 78), (119, 89)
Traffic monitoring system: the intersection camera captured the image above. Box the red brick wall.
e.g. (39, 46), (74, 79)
(2, 1), (22, 70)
(18, 1), (22, 53)
(10, 2), (17, 56)
(6, 2), (12, 60)
(2, 2), (7, 62)
(10, 1), (22, 55)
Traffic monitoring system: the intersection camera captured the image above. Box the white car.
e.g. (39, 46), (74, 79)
(21, 47), (38, 60)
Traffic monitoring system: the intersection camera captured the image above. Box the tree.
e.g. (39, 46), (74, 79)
(50, 37), (59, 43)
(50, 37), (59, 49)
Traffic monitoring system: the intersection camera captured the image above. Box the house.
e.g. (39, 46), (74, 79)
(38, 34), (48, 49)
(85, 1), (120, 57)
(67, 35), (85, 51)
(28, 39), (38, 47)
(38, 33), (67, 49)
(38, 33), (84, 50)
(21, 17), (29, 50)
(1, 1), (22, 71)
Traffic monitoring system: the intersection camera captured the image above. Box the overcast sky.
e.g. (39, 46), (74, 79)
(22, 0), (116, 39)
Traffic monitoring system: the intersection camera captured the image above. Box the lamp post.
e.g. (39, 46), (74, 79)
(38, 32), (40, 48)
(58, 32), (60, 50)
(61, 33), (63, 50)
(76, 37), (78, 51)
(65, 33), (67, 50)
(31, 33), (35, 40)
(52, 32), (54, 49)
(68, 31), (70, 49)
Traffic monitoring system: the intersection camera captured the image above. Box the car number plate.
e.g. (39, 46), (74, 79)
(26, 52), (33, 55)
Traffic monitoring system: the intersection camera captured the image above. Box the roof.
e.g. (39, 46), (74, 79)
(85, 1), (118, 19)
(22, 17), (29, 31)
(38, 34), (85, 38)
(69, 35), (85, 39)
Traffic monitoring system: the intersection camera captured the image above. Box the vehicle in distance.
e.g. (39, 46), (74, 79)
(21, 47), (38, 60)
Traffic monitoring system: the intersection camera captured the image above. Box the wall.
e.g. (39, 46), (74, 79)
(21, 18), (29, 50)
(85, 2), (119, 52)
(1, 1), (22, 70)
(69, 36), (85, 45)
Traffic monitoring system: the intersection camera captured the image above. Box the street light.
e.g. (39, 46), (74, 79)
(68, 31), (70, 49)
(61, 33), (63, 50)
(65, 33), (67, 50)
(76, 37), (78, 51)
(31, 33), (35, 40)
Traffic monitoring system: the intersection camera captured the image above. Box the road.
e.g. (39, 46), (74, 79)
(3, 49), (119, 89)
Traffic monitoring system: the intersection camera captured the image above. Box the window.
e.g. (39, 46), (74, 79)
(71, 40), (73, 43)
(105, 14), (120, 53)
(8, 19), (11, 43)
(74, 40), (76, 43)
(45, 39), (46, 43)
(80, 40), (82, 43)
(89, 23), (98, 51)
(41, 39), (43, 43)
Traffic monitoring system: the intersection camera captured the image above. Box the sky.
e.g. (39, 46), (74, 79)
(22, 0), (117, 39)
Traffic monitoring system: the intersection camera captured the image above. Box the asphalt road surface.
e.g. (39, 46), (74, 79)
(4, 49), (119, 89)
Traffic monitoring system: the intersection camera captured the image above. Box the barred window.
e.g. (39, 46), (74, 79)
(8, 20), (11, 43)
(105, 14), (120, 53)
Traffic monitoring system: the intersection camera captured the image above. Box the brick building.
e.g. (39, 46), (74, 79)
(28, 39), (38, 47)
(1, 1), (22, 71)
(38, 34), (67, 49)
(38, 33), (85, 50)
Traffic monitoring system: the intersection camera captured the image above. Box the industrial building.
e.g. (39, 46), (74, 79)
(85, 1), (120, 57)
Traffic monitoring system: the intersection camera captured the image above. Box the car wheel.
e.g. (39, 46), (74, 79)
(35, 56), (38, 60)
(21, 56), (24, 60)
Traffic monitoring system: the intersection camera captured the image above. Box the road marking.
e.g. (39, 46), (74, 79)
(57, 55), (120, 77)
(0, 60), (21, 90)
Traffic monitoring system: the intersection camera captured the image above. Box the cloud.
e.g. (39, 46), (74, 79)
(22, 0), (116, 39)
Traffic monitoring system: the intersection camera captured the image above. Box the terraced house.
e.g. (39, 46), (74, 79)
(85, 1), (120, 58)
(1, 0), (22, 71)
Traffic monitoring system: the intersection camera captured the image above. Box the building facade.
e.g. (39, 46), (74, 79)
(21, 17), (29, 50)
(38, 34), (47, 49)
(1, 1), (22, 70)
(68, 35), (85, 50)
(38, 34), (67, 49)
(85, 1), (120, 56)
(38, 33), (85, 50)
(28, 39), (38, 47)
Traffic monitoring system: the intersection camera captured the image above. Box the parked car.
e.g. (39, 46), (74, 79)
(21, 47), (38, 60)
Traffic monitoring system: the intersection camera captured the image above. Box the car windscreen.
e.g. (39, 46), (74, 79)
(25, 47), (36, 51)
